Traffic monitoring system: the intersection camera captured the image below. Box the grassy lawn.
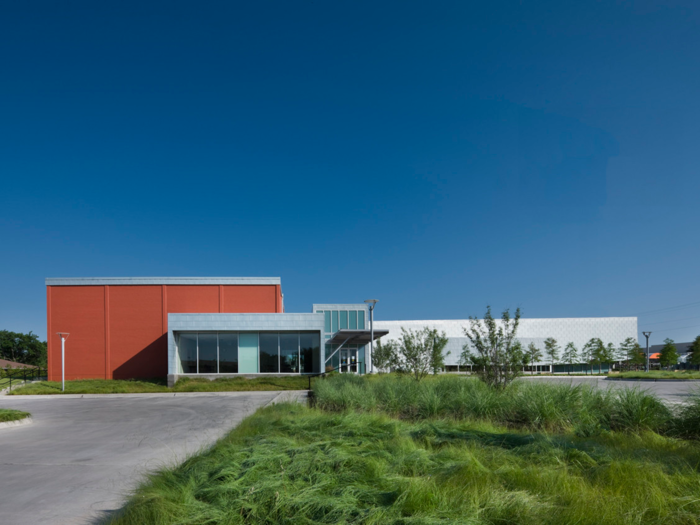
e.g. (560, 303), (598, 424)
(107, 375), (700, 524)
(0, 408), (31, 423)
(7, 375), (313, 395)
(616, 370), (700, 380)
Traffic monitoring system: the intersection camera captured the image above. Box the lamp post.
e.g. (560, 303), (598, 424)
(364, 299), (378, 374)
(57, 333), (70, 391)
(642, 331), (652, 373)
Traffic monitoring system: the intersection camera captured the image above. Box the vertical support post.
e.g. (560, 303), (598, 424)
(369, 306), (374, 374)
(642, 332), (652, 373)
(364, 300), (378, 375)
(61, 335), (65, 391)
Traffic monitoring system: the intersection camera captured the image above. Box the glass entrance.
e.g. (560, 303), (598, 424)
(340, 348), (358, 373)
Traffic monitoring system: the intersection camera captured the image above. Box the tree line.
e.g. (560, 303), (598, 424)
(0, 330), (47, 367)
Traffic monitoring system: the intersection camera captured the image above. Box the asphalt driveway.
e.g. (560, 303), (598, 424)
(0, 391), (295, 525)
(518, 375), (700, 404)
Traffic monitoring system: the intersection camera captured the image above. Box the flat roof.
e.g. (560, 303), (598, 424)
(45, 277), (281, 286)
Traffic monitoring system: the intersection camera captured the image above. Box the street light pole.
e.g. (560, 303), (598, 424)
(642, 331), (652, 373)
(57, 333), (70, 391)
(364, 299), (378, 374)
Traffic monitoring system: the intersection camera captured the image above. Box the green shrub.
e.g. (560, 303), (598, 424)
(611, 387), (672, 433)
(672, 390), (700, 439)
(313, 374), (676, 434)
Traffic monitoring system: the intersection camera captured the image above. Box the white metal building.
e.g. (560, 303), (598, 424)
(373, 317), (638, 371)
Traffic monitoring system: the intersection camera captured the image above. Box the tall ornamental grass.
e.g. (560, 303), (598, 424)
(313, 374), (674, 434)
(109, 403), (700, 525)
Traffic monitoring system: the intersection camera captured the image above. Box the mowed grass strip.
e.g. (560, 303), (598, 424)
(8, 376), (313, 395)
(109, 402), (700, 525)
(0, 408), (31, 422)
(617, 370), (700, 380)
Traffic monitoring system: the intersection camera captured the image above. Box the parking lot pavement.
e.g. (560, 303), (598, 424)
(518, 375), (700, 404)
(0, 391), (286, 525)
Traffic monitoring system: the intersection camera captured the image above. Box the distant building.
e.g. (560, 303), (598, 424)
(647, 342), (693, 364)
(0, 359), (37, 369)
(374, 317), (638, 373)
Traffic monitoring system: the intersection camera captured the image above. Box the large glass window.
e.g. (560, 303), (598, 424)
(198, 333), (218, 373)
(358, 311), (366, 329)
(259, 333), (279, 373)
(340, 310), (348, 329)
(280, 333), (299, 373)
(219, 333), (238, 373)
(349, 311), (357, 330)
(178, 331), (320, 375)
(331, 311), (338, 332)
(179, 333), (198, 373)
(300, 333), (320, 373)
(324, 311), (331, 333)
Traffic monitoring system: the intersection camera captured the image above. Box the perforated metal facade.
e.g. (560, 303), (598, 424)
(373, 317), (638, 366)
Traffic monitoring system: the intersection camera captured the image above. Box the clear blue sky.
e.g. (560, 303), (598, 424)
(1, 1), (699, 346)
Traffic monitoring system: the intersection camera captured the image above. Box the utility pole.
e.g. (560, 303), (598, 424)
(642, 331), (652, 373)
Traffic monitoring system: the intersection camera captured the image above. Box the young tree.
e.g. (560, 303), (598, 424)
(561, 342), (578, 375)
(619, 337), (644, 371)
(526, 342), (543, 375)
(583, 338), (605, 375)
(605, 342), (617, 373)
(543, 337), (560, 373)
(372, 338), (398, 372)
(429, 331), (450, 375)
(0, 330), (47, 367)
(395, 327), (449, 382)
(688, 335), (700, 369)
(659, 338), (679, 369)
(461, 306), (522, 389)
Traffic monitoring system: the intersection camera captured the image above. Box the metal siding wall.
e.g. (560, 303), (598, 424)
(48, 286), (106, 380)
(166, 286), (220, 313)
(109, 285), (166, 379)
(222, 285), (278, 313)
(374, 318), (638, 366)
(47, 283), (287, 380)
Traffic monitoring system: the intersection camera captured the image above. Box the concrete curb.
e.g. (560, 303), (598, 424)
(2, 390), (305, 400)
(264, 390), (309, 406)
(0, 417), (33, 430)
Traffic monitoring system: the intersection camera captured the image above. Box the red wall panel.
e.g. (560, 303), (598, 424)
(47, 283), (281, 380)
(49, 286), (106, 380)
(109, 286), (166, 379)
(166, 285), (220, 313)
(222, 285), (279, 313)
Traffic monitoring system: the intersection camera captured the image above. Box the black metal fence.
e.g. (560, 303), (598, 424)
(0, 367), (48, 391)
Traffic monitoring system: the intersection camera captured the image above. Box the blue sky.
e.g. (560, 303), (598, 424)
(1, 1), (699, 345)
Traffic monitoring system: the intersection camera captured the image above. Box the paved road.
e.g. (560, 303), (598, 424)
(0, 391), (297, 525)
(518, 376), (700, 404)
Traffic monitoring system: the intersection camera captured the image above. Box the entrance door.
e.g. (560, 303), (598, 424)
(340, 348), (358, 373)
(340, 349), (349, 373)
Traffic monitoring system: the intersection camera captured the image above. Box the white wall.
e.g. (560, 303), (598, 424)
(373, 317), (638, 366)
